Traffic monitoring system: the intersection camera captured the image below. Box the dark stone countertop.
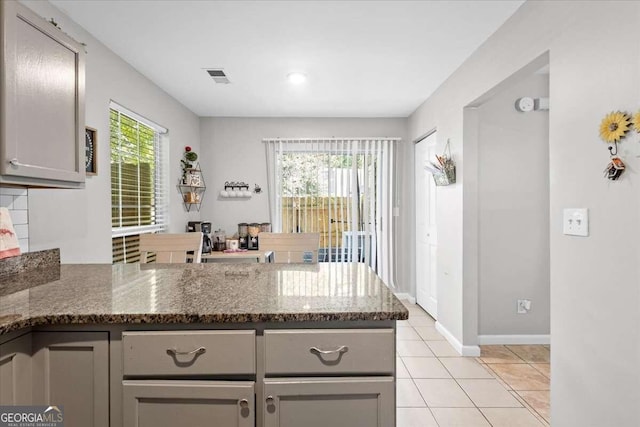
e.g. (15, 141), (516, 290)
(0, 262), (408, 335)
(0, 249), (60, 296)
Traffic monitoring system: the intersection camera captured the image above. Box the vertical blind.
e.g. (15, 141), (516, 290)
(110, 102), (169, 263)
(264, 138), (398, 288)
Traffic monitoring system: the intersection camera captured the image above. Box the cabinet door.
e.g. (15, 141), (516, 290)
(0, 333), (31, 405)
(1, 0), (85, 187)
(263, 377), (394, 427)
(32, 332), (109, 427)
(123, 380), (255, 427)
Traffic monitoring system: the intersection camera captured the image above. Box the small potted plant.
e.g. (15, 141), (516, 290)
(181, 146), (198, 184)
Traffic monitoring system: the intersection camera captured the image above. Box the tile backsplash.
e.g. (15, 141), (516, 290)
(0, 187), (29, 253)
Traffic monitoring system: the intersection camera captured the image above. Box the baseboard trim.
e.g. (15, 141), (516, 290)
(394, 293), (416, 304)
(478, 334), (550, 345)
(435, 322), (481, 357)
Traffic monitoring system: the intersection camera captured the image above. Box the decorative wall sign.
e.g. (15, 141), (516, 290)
(85, 127), (97, 175)
(188, 171), (202, 187)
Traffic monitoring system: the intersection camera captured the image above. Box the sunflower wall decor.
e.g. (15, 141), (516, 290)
(632, 110), (640, 133)
(599, 111), (631, 143)
(598, 111), (633, 181)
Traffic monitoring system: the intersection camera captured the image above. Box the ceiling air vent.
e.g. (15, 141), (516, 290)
(206, 69), (230, 84)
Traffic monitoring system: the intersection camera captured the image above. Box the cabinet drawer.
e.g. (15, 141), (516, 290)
(264, 329), (394, 375)
(123, 331), (255, 376)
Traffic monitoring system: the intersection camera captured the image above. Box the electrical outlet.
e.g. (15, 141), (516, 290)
(563, 208), (589, 236)
(517, 299), (531, 314)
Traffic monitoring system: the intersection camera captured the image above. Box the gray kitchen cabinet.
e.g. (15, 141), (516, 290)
(0, 333), (32, 405)
(0, 0), (86, 188)
(123, 380), (255, 427)
(263, 377), (394, 427)
(31, 332), (109, 427)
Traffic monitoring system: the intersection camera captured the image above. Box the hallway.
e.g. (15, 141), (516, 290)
(397, 301), (550, 426)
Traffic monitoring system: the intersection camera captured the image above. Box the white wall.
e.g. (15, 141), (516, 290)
(198, 117), (410, 288)
(19, 0), (201, 263)
(477, 74), (550, 337)
(407, 1), (639, 425)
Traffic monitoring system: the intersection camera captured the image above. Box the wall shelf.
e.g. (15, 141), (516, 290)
(178, 165), (206, 212)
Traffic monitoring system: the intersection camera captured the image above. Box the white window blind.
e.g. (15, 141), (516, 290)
(264, 138), (398, 288)
(110, 103), (169, 263)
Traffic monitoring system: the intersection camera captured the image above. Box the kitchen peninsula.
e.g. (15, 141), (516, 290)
(0, 259), (407, 427)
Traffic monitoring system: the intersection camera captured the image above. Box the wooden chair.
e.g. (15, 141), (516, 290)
(139, 233), (203, 263)
(259, 232), (320, 264)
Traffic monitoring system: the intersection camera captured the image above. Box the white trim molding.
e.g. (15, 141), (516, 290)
(435, 322), (481, 357)
(394, 293), (416, 304)
(478, 335), (550, 345)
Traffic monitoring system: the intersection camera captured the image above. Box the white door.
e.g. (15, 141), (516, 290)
(415, 133), (438, 318)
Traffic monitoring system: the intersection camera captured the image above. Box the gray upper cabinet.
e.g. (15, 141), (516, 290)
(31, 332), (109, 427)
(0, 0), (85, 188)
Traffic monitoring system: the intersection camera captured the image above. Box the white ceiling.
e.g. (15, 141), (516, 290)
(51, 0), (524, 118)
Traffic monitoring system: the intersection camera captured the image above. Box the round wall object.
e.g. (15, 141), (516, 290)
(515, 97), (535, 112)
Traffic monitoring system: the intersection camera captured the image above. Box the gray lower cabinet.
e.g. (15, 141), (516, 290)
(263, 377), (394, 427)
(1, 0), (86, 188)
(0, 326), (396, 427)
(31, 332), (109, 427)
(123, 380), (255, 427)
(0, 333), (32, 405)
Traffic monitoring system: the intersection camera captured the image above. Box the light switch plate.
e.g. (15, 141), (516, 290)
(563, 208), (589, 236)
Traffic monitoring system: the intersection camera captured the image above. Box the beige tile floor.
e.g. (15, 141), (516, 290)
(397, 301), (550, 426)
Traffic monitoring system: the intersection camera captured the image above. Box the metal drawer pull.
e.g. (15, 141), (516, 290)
(238, 399), (249, 408)
(167, 346), (206, 356)
(310, 345), (348, 355)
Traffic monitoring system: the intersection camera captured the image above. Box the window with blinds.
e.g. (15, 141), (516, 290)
(110, 106), (168, 263)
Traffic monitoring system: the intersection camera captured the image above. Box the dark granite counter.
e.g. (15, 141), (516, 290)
(0, 262), (408, 335)
(0, 248), (60, 296)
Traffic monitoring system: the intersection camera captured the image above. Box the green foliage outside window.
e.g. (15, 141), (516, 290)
(280, 153), (370, 197)
(110, 109), (157, 229)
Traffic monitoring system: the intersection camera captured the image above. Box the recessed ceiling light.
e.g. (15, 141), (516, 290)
(287, 72), (307, 85)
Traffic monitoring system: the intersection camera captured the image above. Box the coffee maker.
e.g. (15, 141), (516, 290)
(187, 221), (212, 254)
